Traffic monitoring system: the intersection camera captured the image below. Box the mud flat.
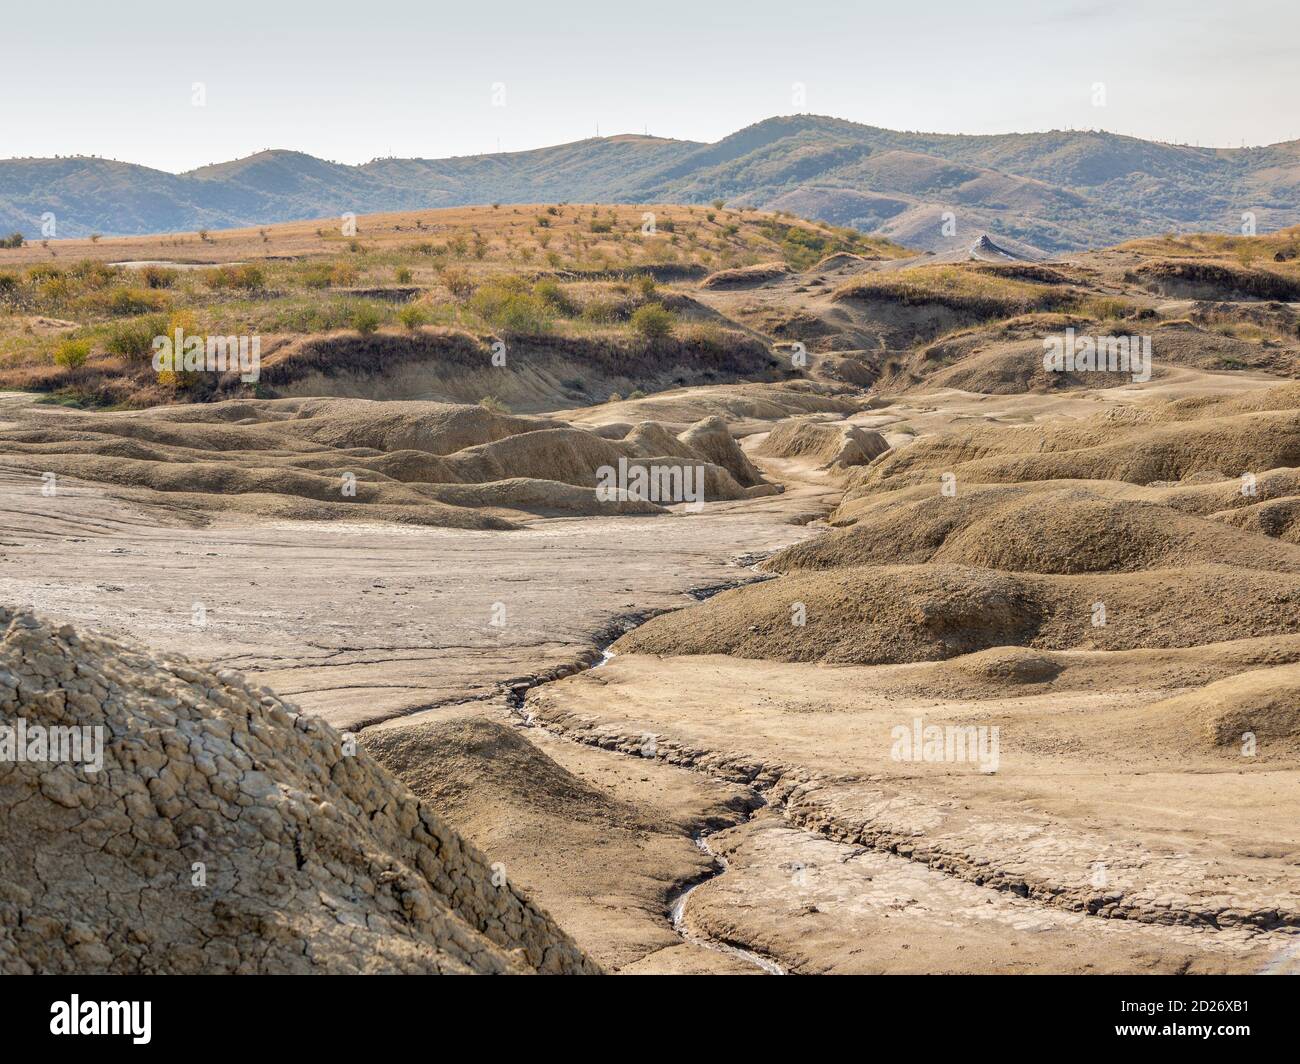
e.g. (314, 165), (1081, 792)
(0, 396), (836, 972)
(4, 373), (1299, 973)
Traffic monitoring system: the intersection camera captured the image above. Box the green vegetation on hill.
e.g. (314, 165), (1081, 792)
(5, 116), (1299, 250)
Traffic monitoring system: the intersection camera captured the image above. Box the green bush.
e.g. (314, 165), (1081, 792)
(204, 263), (265, 290)
(533, 279), (576, 316)
(0, 233), (23, 249)
(580, 299), (620, 325)
(395, 267), (413, 284)
(469, 279), (553, 333)
(26, 264), (62, 283)
(140, 265), (178, 289)
(630, 302), (674, 340)
(105, 315), (168, 360)
(352, 305), (382, 334)
(106, 288), (170, 316)
(397, 303), (428, 330)
(54, 339), (92, 369)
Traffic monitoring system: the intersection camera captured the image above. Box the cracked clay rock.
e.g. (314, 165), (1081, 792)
(0, 607), (599, 974)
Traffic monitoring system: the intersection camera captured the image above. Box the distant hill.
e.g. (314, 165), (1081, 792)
(4, 115), (1299, 252)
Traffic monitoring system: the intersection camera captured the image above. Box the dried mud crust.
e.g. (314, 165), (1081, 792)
(518, 691), (1300, 940)
(0, 607), (598, 974)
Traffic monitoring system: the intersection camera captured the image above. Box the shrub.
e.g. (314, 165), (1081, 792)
(41, 276), (73, 302)
(352, 305), (382, 334)
(469, 282), (553, 333)
(395, 267), (413, 284)
(54, 339), (92, 369)
(300, 265), (333, 289)
(140, 265), (178, 289)
(204, 263), (265, 291)
(1082, 296), (1132, 322)
(105, 315), (168, 361)
(106, 288), (170, 316)
(397, 303), (428, 330)
(478, 396), (510, 414)
(1, 232), (25, 249)
(438, 266), (473, 299)
(630, 302), (674, 340)
(0, 272), (16, 293)
(589, 218), (613, 234)
(26, 264), (63, 283)
(581, 299), (620, 325)
(533, 279), (576, 315)
(635, 274), (657, 299)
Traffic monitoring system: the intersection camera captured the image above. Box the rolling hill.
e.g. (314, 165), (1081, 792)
(4, 115), (1299, 252)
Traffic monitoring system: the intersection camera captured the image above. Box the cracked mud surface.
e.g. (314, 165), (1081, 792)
(5, 374), (1300, 973)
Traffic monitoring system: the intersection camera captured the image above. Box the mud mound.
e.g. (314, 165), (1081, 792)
(700, 262), (789, 289)
(856, 406), (1300, 492)
(614, 563), (1300, 665)
(949, 646), (1064, 684)
(364, 718), (637, 825)
(0, 609), (597, 974)
(275, 397), (564, 454)
(969, 234), (1021, 261)
(0, 398), (775, 523)
(1153, 381), (1300, 423)
(676, 416), (765, 486)
(771, 487), (1300, 574)
(757, 419), (889, 471)
(1146, 664), (1300, 750)
(249, 327), (781, 410)
(1214, 494), (1300, 543)
(886, 319), (1296, 396)
(563, 381), (863, 433)
(421, 478), (667, 516)
(812, 252), (871, 271)
(616, 564), (1043, 665)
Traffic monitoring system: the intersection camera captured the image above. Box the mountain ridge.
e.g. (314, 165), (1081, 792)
(5, 114), (1299, 252)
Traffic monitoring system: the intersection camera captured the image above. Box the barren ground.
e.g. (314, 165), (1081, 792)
(8, 362), (1299, 973)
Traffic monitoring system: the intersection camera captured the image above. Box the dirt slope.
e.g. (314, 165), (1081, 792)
(0, 607), (597, 974)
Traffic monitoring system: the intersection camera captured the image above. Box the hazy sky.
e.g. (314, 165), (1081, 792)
(5, 0), (1297, 172)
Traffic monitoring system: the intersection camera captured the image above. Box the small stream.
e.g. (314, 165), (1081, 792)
(666, 834), (786, 975)
(510, 597), (788, 975)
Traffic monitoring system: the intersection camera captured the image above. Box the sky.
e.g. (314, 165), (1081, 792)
(4, 0), (1298, 172)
